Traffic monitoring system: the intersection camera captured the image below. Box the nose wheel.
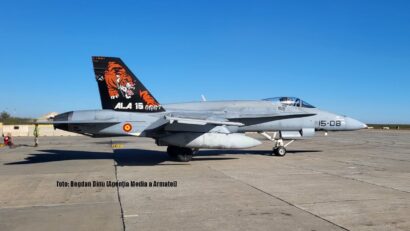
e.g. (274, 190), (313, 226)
(273, 146), (287, 156)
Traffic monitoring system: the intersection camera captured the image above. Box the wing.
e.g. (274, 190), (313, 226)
(142, 113), (243, 136)
(143, 111), (315, 136)
(163, 110), (315, 124)
(36, 120), (120, 125)
(165, 116), (243, 126)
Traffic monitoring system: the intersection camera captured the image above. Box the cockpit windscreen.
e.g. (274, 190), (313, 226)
(263, 97), (315, 108)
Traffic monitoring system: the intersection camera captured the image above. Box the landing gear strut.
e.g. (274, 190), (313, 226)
(258, 132), (294, 157)
(167, 146), (193, 162)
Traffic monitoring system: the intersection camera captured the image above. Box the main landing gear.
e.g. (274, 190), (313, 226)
(258, 132), (294, 157)
(167, 146), (193, 162)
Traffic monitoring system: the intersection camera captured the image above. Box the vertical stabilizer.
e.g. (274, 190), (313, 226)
(92, 56), (164, 112)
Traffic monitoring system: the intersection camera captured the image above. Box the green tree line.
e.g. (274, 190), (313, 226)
(0, 111), (34, 124)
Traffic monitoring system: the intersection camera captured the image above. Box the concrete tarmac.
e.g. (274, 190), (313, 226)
(0, 130), (409, 231)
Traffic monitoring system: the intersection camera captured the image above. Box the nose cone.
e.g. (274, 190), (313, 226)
(345, 117), (367, 130)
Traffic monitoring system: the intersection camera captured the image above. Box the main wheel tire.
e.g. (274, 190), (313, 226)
(275, 146), (287, 156)
(167, 146), (179, 158)
(176, 148), (193, 162)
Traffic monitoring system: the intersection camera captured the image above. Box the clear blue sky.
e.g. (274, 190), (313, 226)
(1, 0), (409, 123)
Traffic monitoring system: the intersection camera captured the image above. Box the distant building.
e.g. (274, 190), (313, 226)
(1, 112), (81, 137)
(38, 112), (59, 121)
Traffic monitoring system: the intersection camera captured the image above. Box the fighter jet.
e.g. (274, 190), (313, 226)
(50, 56), (367, 161)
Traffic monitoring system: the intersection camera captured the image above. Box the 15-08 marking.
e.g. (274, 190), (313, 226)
(319, 120), (342, 127)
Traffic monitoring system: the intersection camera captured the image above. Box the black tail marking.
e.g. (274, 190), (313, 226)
(92, 56), (164, 112)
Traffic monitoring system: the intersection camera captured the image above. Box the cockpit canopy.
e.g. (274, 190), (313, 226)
(263, 97), (315, 108)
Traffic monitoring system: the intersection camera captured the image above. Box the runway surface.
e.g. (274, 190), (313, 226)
(0, 130), (409, 231)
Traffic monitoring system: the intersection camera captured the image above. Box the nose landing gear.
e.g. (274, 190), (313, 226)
(258, 132), (294, 157)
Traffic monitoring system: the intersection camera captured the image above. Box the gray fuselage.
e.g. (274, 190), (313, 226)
(54, 98), (366, 138)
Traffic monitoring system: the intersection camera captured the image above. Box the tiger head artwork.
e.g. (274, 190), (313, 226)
(104, 61), (136, 99)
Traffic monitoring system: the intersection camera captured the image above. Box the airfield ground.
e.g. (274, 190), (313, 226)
(0, 130), (409, 231)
